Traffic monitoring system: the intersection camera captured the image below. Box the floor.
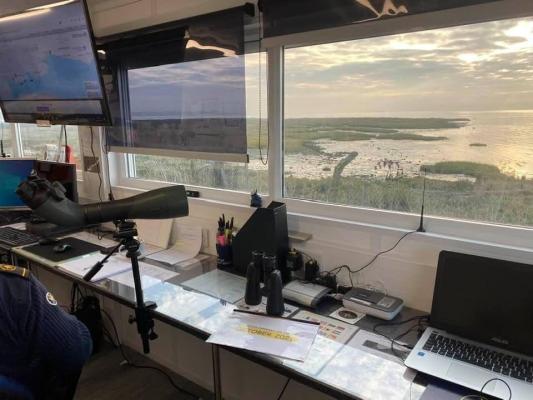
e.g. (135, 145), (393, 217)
(75, 344), (207, 400)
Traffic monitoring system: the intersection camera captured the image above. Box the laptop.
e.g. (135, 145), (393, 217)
(405, 251), (533, 400)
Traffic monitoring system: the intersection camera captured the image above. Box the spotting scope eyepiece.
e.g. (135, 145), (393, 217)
(16, 173), (189, 227)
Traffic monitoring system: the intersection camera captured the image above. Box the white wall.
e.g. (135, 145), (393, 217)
(87, 0), (254, 37)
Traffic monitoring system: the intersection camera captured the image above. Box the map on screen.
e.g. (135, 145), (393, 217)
(0, 1), (103, 101)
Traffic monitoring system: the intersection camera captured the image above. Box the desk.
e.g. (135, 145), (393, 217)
(12, 237), (429, 400)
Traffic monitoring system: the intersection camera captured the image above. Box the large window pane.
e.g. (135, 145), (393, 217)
(130, 53), (268, 194)
(284, 17), (533, 227)
(19, 124), (82, 171)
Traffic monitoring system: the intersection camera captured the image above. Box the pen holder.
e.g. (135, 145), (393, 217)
(216, 243), (233, 269)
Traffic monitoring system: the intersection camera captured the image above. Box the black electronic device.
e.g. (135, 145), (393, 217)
(0, 0), (111, 126)
(342, 287), (404, 320)
(405, 251), (533, 399)
(232, 201), (290, 282)
(53, 243), (72, 254)
(304, 259), (319, 282)
(35, 160), (78, 202)
(73, 295), (103, 354)
(0, 226), (39, 247)
(244, 258), (262, 306)
(287, 249), (304, 272)
(266, 270), (284, 317)
(262, 254), (277, 293)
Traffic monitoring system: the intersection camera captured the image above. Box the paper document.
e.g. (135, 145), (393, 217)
(148, 224), (201, 265)
(182, 269), (246, 303)
(109, 263), (179, 290)
(283, 334), (346, 376)
(137, 219), (172, 248)
(207, 311), (320, 361)
(293, 310), (357, 344)
(153, 284), (223, 322)
(58, 253), (132, 282)
(137, 242), (165, 257)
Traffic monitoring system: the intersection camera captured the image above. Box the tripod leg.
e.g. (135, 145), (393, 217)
(130, 251), (155, 354)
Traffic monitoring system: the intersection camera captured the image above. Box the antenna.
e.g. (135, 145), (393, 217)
(417, 168), (427, 233)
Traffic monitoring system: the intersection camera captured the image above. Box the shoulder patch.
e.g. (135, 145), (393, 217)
(0, 264), (30, 279)
(0, 264), (16, 272)
(46, 292), (58, 306)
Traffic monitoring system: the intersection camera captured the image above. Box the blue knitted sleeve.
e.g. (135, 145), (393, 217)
(22, 276), (93, 375)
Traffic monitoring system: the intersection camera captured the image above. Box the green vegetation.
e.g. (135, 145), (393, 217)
(421, 161), (504, 180)
(333, 152), (358, 181)
(135, 154), (533, 227)
(285, 172), (533, 226)
(247, 118), (452, 155)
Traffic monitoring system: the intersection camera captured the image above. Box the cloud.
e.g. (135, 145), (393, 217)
(284, 16), (533, 116)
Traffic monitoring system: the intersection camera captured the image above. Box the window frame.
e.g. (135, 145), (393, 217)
(112, 0), (533, 248)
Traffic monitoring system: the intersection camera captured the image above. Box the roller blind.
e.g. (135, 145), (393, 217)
(260, 0), (501, 38)
(99, 7), (249, 163)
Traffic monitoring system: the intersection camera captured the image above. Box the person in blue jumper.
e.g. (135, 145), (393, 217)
(0, 264), (93, 400)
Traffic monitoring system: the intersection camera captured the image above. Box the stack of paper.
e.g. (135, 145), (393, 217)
(58, 253), (133, 282)
(109, 263), (179, 289)
(148, 224), (202, 265)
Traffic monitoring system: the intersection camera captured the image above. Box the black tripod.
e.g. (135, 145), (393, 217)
(83, 220), (157, 354)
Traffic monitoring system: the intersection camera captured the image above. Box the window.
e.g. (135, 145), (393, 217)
(19, 124), (83, 171)
(283, 17), (533, 227)
(126, 53), (269, 194)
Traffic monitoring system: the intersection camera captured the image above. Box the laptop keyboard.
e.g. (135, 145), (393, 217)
(423, 333), (533, 383)
(0, 227), (39, 247)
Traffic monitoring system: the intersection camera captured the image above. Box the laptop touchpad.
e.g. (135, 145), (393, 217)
(447, 363), (513, 399)
(446, 363), (493, 388)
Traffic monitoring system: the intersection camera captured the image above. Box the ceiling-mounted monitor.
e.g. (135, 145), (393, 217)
(0, 0), (111, 126)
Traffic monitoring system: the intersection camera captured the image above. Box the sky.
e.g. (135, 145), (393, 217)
(281, 16), (533, 117)
(127, 16), (533, 119)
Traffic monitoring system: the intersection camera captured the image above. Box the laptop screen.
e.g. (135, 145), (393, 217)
(431, 251), (533, 356)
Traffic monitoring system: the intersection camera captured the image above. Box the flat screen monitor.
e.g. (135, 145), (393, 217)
(0, 0), (111, 126)
(0, 158), (36, 209)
